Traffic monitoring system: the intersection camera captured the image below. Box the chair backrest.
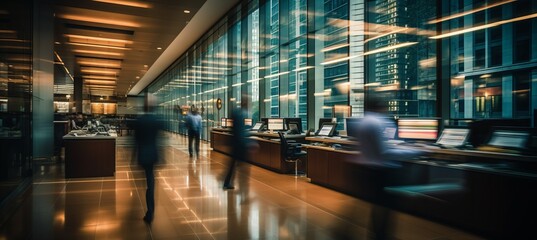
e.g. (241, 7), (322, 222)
(305, 128), (314, 136)
(278, 132), (288, 159)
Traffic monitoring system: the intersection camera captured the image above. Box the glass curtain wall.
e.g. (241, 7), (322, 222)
(0, 0), (33, 202)
(446, 0), (536, 122)
(145, 0), (537, 140)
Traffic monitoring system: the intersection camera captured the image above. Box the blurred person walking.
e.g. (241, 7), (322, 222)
(134, 107), (162, 223)
(185, 107), (202, 158)
(223, 95), (254, 190)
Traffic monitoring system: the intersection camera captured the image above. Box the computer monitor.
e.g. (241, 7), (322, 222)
(285, 118), (303, 133)
(251, 122), (264, 131)
(244, 118), (252, 127)
(226, 118), (234, 128)
(397, 119), (439, 141)
(436, 128), (470, 147)
(317, 123), (336, 136)
(384, 127), (397, 139)
(345, 118), (361, 139)
(487, 130), (529, 149)
(221, 118), (226, 127)
(267, 118), (285, 131)
(318, 118), (335, 129)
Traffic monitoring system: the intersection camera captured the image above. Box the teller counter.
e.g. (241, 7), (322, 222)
(211, 128), (306, 173)
(304, 135), (537, 239)
(63, 133), (117, 178)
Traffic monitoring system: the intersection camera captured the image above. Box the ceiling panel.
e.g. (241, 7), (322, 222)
(53, 0), (206, 97)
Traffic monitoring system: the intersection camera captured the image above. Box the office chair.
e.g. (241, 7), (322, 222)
(278, 132), (307, 177)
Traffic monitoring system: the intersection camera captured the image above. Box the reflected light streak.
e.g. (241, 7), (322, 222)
(363, 42), (418, 56)
(293, 66), (314, 72)
(320, 56), (358, 65)
(321, 43), (349, 52)
(431, 12), (537, 39)
(428, 0), (516, 24)
(264, 71), (289, 79)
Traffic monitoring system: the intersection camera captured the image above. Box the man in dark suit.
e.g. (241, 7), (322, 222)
(134, 109), (162, 223)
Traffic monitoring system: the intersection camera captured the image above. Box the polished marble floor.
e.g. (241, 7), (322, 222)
(0, 133), (482, 239)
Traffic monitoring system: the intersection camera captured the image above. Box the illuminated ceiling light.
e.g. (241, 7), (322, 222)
(57, 14), (141, 28)
(143, 64), (148, 68)
(428, 0), (516, 24)
(78, 61), (121, 68)
(73, 49), (123, 57)
(362, 42), (418, 56)
(320, 56), (358, 65)
(157, 47), (162, 50)
(65, 34), (133, 44)
(263, 99), (271, 102)
(0, 30), (16, 34)
(431, 13), (537, 39)
(184, 10), (191, 14)
(81, 69), (118, 75)
(83, 75), (117, 80)
(93, 0), (152, 8)
(84, 80), (116, 85)
(67, 42), (131, 50)
(231, 83), (243, 87)
(480, 74), (492, 78)
(321, 43), (349, 52)
(136, 76), (140, 79)
(0, 39), (29, 43)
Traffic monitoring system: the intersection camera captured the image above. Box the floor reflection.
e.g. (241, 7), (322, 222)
(0, 133), (482, 239)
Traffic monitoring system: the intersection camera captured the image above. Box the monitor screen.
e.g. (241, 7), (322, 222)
(488, 130), (529, 149)
(345, 118), (361, 139)
(244, 118), (252, 126)
(226, 118), (233, 128)
(251, 122), (263, 131)
(318, 118), (335, 129)
(221, 118), (227, 127)
(267, 118), (285, 131)
(285, 118), (303, 133)
(318, 123), (335, 136)
(383, 127), (397, 139)
(436, 128), (470, 147)
(397, 119), (439, 140)
(288, 123), (298, 132)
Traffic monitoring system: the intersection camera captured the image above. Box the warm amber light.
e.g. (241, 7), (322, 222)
(67, 42), (131, 50)
(65, 34), (133, 44)
(73, 49), (123, 57)
(431, 13), (537, 39)
(81, 69), (118, 75)
(78, 61), (122, 68)
(93, 0), (151, 8)
(84, 80), (116, 85)
(83, 75), (117, 80)
(362, 42), (418, 56)
(57, 14), (140, 28)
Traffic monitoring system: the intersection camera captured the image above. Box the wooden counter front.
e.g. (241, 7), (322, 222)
(63, 134), (116, 178)
(211, 130), (304, 173)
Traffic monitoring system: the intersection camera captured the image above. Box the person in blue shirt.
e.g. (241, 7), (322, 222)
(185, 107), (202, 158)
